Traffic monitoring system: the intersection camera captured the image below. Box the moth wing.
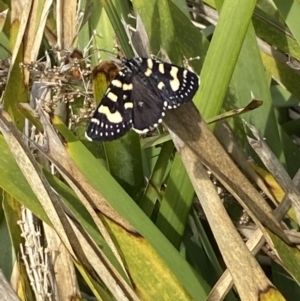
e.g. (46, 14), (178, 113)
(131, 75), (166, 133)
(85, 73), (133, 141)
(139, 59), (199, 109)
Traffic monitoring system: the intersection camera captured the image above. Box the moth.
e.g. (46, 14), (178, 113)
(86, 57), (199, 141)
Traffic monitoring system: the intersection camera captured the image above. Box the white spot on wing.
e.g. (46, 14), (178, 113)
(124, 102), (133, 109)
(170, 67), (180, 91)
(85, 132), (93, 141)
(123, 83), (133, 90)
(147, 58), (153, 69)
(107, 92), (118, 102)
(99, 106), (123, 123)
(133, 128), (149, 134)
(111, 79), (122, 88)
(157, 82), (165, 90)
(158, 64), (165, 74)
(145, 68), (152, 76)
(91, 118), (100, 125)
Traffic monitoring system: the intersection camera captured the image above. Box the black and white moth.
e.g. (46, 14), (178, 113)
(85, 57), (199, 141)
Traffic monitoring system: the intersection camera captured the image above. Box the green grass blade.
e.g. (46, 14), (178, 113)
(196, 0), (257, 118)
(156, 154), (194, 248)
(273, 0), (300, 46)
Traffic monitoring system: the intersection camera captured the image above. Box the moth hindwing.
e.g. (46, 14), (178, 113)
(86, 57), (199, 141)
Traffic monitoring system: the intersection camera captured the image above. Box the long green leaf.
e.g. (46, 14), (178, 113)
(197, 0), (257, 118)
